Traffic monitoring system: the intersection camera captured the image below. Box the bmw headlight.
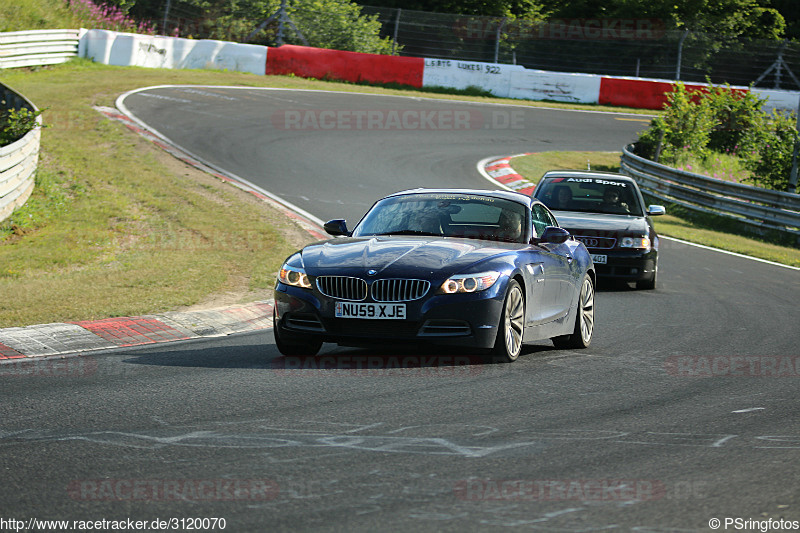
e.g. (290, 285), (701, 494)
(620, 235), (651, 250)
(439, 271), (500, 294)
(278, 256), (312, 289)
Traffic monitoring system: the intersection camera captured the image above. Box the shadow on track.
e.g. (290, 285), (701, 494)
(118, 337), (560, 372)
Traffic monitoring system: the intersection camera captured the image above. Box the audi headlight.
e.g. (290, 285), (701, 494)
(278, 264), (312, 289)
(620, 236), (651, 249)
(439, 271), (500, 294)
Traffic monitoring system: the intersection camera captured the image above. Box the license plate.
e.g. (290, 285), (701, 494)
(335, 302), (406, 320)
(591, 254), (608, 264)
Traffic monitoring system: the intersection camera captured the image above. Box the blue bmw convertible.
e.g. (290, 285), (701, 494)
(273, 189), (595, 363)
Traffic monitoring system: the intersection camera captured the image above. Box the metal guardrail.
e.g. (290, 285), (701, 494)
(0, 83), (40, 224)
(620, 144), (800, 240)
(0, 29), (81, 69)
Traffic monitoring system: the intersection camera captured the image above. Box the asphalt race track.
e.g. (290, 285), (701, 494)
(1, 87), (798, 532)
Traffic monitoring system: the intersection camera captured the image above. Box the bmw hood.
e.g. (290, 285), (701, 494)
(552, 211), (649, 235)
(300, 236), (517, 277)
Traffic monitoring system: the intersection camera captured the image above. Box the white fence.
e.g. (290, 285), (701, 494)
(0, 29), (82, 69)
(0, 84), (40, 224)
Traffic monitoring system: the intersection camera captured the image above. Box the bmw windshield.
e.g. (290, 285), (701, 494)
(352, 193), (530, 244)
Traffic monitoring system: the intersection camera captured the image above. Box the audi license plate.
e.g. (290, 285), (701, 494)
(335, 302), (406, 319)
(591, 254), (608, 264)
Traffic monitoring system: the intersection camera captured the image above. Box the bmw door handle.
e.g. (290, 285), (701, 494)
(566, 254), (573, 264)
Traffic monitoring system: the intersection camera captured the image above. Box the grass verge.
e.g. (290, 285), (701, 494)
(510, 151), (800, 267)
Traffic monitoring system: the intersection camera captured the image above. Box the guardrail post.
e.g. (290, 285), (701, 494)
(788, 93), (800, 194)
(392, 8), (401, 56)
(675, 29), (689, 81)
(494, 17), (506, 64)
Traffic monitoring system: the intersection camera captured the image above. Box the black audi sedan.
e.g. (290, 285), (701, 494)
(531, 171), (665, 290)
(274, 189), (596, 362)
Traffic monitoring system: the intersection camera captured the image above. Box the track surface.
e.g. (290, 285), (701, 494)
(1, 88), (798, 532)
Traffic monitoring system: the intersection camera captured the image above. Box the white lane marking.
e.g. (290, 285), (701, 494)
(732, 408), (765, 413)
(660, 236), (800, 271)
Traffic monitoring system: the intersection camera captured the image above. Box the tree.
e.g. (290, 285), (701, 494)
(353, 0), (544, 17)
(537, 0), (786, 40)
(286, 0), (395, 53)
(145, 0), (393, 53)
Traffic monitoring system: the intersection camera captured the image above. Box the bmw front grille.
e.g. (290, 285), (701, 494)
(316, 276), (430, 302)
(371, 279), (430, 302)
(316, 276), (368, 301)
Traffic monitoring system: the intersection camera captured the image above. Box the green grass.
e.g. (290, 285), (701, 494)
(0, 0), (83, 32)
(669, 151), (751, 184)
(511, 151), (800, 267)
(510, 151), (623, 179)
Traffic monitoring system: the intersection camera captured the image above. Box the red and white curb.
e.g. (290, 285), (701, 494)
(0, 302), (275, 359)
(478, 153), (536, 195)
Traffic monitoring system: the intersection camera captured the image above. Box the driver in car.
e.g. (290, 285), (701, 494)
(600, 188), (630, 214)
(497, 210), (523, 242)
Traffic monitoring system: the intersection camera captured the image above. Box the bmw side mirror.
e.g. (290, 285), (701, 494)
(324, 219), (349, 236)
(536, 226), (570, 245)
(647, 205), (666, 216)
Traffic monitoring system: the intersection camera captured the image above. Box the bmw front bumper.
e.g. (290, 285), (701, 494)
(274, 281), (506, 350)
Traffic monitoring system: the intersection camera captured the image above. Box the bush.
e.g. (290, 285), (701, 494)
(635, 82), (799, 191)
(183, 0), (396, 55)
(0, 107), (43, 146)
(67, 0), (155, 34)
(740, 109), (798, 190)
(701, 84), (765, 155)
(635, 83), (714, 164)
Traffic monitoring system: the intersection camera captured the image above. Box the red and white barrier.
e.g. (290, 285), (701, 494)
(508, 69), (602, 104)
(78, 29), (799, 113)
(422, 59), (524, 97)
(265, 44), (423, 87)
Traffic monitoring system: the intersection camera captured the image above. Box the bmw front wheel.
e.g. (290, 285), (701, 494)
(491, 279), (525, 363)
